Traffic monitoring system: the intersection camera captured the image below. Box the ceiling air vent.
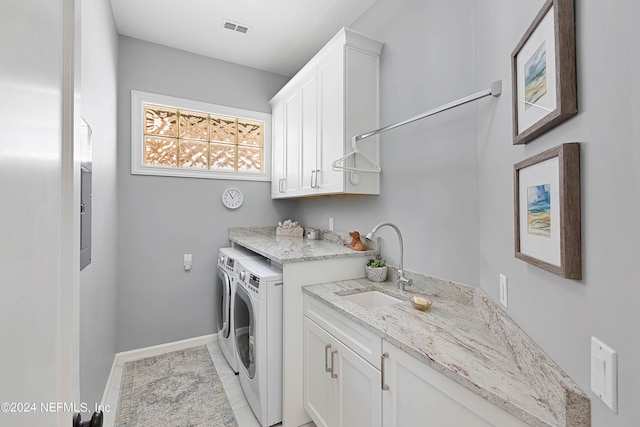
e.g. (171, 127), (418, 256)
(222, 19), (250, 34)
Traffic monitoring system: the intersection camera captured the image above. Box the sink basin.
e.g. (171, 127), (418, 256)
(342, 290), (402, 308)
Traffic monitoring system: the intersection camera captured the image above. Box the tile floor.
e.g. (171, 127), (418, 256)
(102, 336), (308, 427)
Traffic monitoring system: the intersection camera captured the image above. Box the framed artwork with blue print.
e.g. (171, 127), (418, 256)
(514, 143), (581, 279)
(511, 0), (577, 145)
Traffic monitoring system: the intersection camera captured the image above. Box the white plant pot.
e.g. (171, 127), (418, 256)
(366, 266), (388, 282)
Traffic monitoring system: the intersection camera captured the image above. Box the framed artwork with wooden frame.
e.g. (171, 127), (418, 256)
(514, 143), (581, 279)
(511, 0), (577, 145)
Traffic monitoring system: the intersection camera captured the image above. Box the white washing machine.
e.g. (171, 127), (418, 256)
(216, 246), (260, 373)
(234, 257), (283, 427)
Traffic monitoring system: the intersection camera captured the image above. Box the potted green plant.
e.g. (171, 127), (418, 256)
(366, 258), (387, 282)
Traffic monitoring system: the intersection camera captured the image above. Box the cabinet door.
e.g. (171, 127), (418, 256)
(282, 90), (300, 196)
(316, 45), (346, 195)
(303, 317), (337, 427)
(382, 342), (529, 427)
(304, 317), (382, 427)
(335, 338), (382, 427)
(271, 101), (286, 198)
(299, 72), (319, 195)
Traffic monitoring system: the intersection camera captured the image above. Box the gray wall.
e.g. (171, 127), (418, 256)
(79, 0), (119, 411)
(295, 0), (480, 285)
(116, 36), (293, 351)
(476, 1), (640, 425)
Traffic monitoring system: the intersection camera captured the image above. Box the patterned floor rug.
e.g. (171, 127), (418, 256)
(114, 345), (237, 427)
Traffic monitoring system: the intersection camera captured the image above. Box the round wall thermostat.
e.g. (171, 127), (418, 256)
(222, 188), (243, 209)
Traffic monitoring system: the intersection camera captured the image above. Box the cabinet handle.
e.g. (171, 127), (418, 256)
(381, 352), (389, 391)
(279, 178), (285, 193)
(324, 344), (332, 373)
(315, 169), (320, 188)
(330, 350), (338, 379)
(311, 170), (316, 188)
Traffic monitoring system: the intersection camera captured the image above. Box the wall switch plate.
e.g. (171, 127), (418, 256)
(329, 217), (334, 231)
(591, 337), (617, 412)
(184, 253), (192, 271)
(499, 274), (508, 307)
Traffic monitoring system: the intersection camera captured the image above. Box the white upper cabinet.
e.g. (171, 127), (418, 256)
(270, 28), (383, 199)
(271, 101), (286, 197)
(299, 70), (319, 195)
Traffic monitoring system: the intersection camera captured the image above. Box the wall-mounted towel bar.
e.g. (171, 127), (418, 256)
(332, 80), (502, 174)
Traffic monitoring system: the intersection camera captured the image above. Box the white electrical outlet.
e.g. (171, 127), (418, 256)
(499, 274), (508, 307)
(591, 337), (617, 412)
(184, 253), (192, 271)
(329, 217), (334, 231)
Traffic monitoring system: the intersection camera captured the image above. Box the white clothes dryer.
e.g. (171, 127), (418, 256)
(234, 257), (283, 427)
(216, 246), (260, 373)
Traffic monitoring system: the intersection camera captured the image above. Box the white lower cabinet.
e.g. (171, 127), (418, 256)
(381, 341), (529, 427)
(303, 317), (382, 427)
(302, 296), (531, 427)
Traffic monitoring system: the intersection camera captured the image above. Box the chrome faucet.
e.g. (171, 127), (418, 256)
(365, 222), (413, 291)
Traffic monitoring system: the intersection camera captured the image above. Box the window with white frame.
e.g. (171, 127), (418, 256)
(131, 90), (271, 181)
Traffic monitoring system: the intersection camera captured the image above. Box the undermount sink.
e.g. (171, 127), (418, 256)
(342, 290), (402, 308)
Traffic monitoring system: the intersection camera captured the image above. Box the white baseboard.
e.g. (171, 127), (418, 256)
(101, 333), (217, 406)
(113, 334), (217, 363)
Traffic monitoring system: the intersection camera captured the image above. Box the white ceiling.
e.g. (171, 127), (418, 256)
(109, 0), (378, 77)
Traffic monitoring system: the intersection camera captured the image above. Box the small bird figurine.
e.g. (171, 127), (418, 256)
(346, 231), (367, 251)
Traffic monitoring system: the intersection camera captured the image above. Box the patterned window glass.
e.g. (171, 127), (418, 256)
(237, 146), (262, 173)
(145, 105), (178, 137)
(210, 115), (237, 143)
(179, 140), (209, 169)
(210, 143), (237, 171)
(144, 136), (177, 167)
(142, 103), (264, 173)
(179, 111), (209, 141)
(238, 119), (263, 147)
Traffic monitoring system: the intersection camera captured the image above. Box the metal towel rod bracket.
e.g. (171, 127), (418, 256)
(332, 80), (502, 174)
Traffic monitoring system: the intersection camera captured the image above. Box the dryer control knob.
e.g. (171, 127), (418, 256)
(239, 271), (246, 282)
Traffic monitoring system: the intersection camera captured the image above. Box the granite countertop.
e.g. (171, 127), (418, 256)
(303, 271), (590, 427)
(228, 226), (379, 264)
